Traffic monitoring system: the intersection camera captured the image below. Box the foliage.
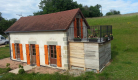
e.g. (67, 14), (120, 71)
(19, 64), (23, 69)
(6, 63), (11, 72)
(0, 12), (17, 35)
(18, 69), (25, 74)
(34, 0), (102, 17)
(106, 9), (120, 16)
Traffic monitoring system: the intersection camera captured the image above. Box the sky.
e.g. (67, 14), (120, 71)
(0, 0), (138, 19)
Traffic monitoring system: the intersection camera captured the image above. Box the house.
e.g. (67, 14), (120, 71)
(5, 8), (112, 73)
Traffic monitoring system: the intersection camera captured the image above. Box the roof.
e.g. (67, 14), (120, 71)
(5, 8), (89, 33)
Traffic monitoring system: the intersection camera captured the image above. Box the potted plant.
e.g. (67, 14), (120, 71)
(74, 36), (81, 41)
(88, 35), (98, 42)
(104, 35), (108, 42)
(109, 34), (113, 40)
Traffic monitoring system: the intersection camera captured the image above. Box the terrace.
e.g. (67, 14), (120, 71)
(67, 25), (113, 43)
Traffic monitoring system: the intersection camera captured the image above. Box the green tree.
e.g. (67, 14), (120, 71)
(106, 9), (120, 16)
(0, 12), (17, 34)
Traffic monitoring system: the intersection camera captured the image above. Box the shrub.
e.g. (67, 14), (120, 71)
(6, 67), (11, 72)
(18, 69), (25, 74)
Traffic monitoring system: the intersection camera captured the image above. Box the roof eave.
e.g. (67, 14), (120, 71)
(5, 29), (66, 33)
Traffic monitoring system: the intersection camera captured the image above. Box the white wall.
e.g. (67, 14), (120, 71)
(10, 31), (68, 69)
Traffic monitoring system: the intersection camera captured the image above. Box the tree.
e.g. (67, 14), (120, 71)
(0, 12), (17, 34)
(34, 0), (103, 18)
(106, 9), (120, 16)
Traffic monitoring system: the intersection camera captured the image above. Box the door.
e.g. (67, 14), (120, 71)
(15, 43), (20, 60)
(49, 45), (57, 65)
(30, 44), (36, 65)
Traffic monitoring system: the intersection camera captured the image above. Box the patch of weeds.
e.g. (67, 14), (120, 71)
(112, 45), (117, 50)
(122, 61), (132, 64)
(6, 63), (11, 72)
(18, 65), (25, 74)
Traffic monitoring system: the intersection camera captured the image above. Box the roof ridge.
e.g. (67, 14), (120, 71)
(21, 8), (80, 18)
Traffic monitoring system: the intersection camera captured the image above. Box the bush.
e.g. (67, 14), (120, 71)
(6, 67), (11, 72)
(18, 69), (25, 74)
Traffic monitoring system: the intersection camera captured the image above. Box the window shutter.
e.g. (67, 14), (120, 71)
(44, 45), (49, 65)
(56, 46), (62, 67)
(12, 43), (16, 59)
(80, 19), (83, 38)
(35, 44), (40, 66)
(26, 44), (30, 65)
(74, 18), (77, 38)
(19, 44), (24, 60)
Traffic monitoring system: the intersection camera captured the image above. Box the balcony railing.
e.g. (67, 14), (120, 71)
(67, 25), (113, 43)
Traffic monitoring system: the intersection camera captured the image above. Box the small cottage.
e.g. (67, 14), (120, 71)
(5, 8), (112, 72)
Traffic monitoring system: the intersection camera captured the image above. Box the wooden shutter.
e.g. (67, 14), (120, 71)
(80, 19), (83, 38)
(74, 18), (77, 38)
(26, 44), (30, 65)
(56, 46), (62, 67)
(35, 44), (40, 66)
(44, 45), (49, 65)
(12, 43), (16, 59)
(19, 44), (23, 60)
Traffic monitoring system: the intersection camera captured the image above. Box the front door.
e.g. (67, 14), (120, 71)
(30, 44), (36, 65)
(15, 43), (20, 60)
(49, 45), (57, 65)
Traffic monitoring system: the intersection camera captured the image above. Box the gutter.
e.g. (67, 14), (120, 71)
(5, 29), (66, 34)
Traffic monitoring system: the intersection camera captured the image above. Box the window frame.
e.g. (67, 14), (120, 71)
(49, 45), (57, 58)
(30, 44), (36, 56)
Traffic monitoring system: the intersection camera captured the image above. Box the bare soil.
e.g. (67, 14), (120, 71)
(0, 58), (26, 69)
(0, 45), (5, 48)
(0, 58), (84, 76)
(27, 66), (65, 74)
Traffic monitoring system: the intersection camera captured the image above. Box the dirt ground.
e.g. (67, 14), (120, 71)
(0, 58), (27, 69)
(0, 58), (84, 76)
(0, 45), (5, 48)
(27, 66), (65, 74)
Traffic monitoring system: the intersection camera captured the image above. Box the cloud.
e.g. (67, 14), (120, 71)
(74, 0), (138, 15)
(0, 0), (41, 19)
(0, 0), (138, 19)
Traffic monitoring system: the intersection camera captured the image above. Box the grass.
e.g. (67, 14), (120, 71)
(87, 14), (138, 79)
(0, 14), (138, 79)
(0, 45), (10, 59)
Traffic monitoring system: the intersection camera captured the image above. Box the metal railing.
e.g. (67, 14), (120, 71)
(67, 25), (113, 43)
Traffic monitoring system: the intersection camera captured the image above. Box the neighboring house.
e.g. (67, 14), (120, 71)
(5, 8), (112, 72)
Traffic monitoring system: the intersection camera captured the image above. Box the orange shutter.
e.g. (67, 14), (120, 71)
(74, 18), (77, 38)
(44, 45), (49, 65)
(56, 46), (62, 67)
(80, 19), (83, 38)
(12, 43), (16, 59)
(26, 44), (30, 65)
(35, 44), (40, 66)
(19, 44), (24, 60)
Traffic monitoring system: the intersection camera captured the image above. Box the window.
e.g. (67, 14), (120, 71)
(15, 43), (20, 54)
(30, 44), (36, 55)
(49, 45), (56, 58)
(1, 37), (5, 40)
(76, 18), (80, 37)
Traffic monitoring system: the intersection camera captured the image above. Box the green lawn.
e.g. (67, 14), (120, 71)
(0, 14), (138, 79)
(87, 14), (138, 79)
(0, 45), (10, 59)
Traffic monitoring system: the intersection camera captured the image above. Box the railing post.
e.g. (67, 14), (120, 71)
(100, 26), (101, 42)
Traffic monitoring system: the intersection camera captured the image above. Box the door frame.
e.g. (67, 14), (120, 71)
(30, 44), (36, 66)
(15, 43), (20, 60)
(49, 45), (57, 66)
